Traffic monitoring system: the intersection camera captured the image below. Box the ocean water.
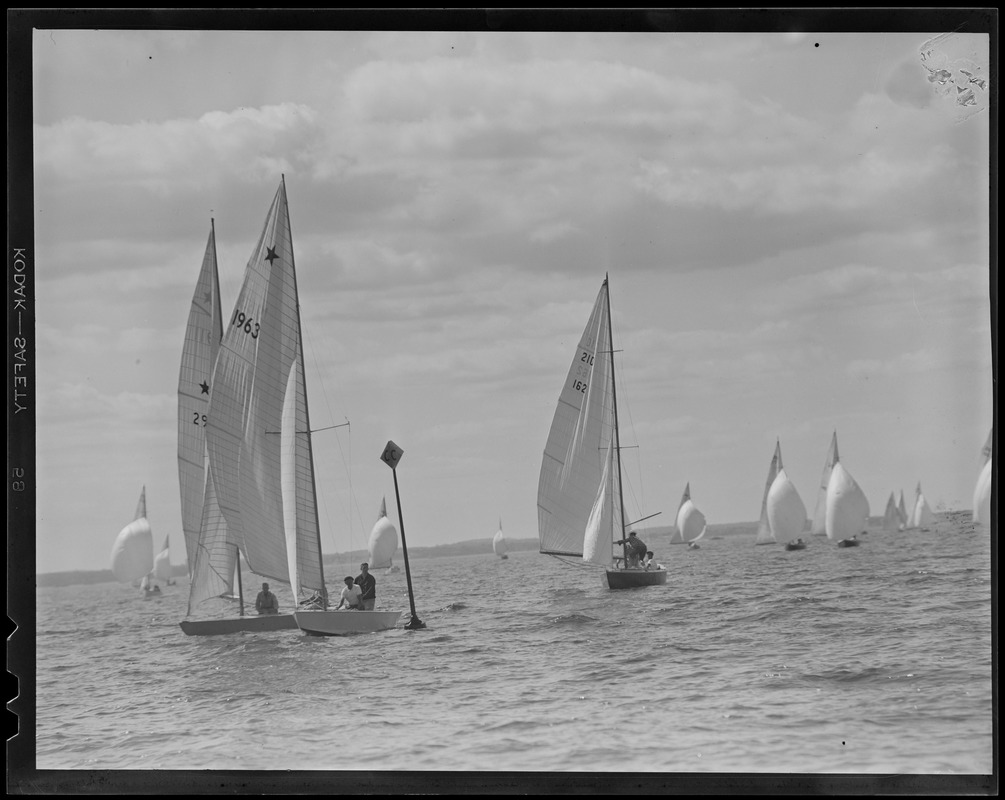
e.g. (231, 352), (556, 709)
(21, 513), (993, 791)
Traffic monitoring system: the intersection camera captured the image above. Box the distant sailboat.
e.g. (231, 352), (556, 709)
(754, 440), (781, 545)
(537, 276), (666, 590)
(492, 519), (509, 560)
(907, 482), (934, 530)
(153, 535), (174, 585)
(882, 493), (902, 533)
(368, 497), (400, 572)
(675, 483), (707, 550)
(897, 490), (909, 530)
(668, 484), (691, 545)
(766, 444), (808, 551)
(973, 428), (992, 527)
(111, 487), (154, 593)
(810, 431), (838, 536)
(825, 451), (869, 548)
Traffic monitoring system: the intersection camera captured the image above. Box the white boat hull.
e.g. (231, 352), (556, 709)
(179, 613), (299, 636)
(294, 609), (403, 636)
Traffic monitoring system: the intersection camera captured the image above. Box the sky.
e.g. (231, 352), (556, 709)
(20, 12), (994, 575)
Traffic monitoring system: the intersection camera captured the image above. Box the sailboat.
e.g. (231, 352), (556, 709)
(907, 482), (934, 530)
(153, 535), (175, 585)
(973, 427), (992, 527)
(810, 431), (838, 536)
(368, 497), (400, 572)
(537, 276), (667, 590)
(882, 492), (902, 533)
(766, 443), (808, 550)
(754, 441), (781, 545)
(492, 519), (509, 560)
(824, 448), (869, 548)
(177, 221), (273, 633)
(675, 483), (707, 550)
(897, 490), (909, 530)
(111, 487), (155, 595)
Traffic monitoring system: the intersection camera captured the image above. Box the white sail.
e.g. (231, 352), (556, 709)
(492, 518), (508, 558)
(180, 222), (240, 612)
(204, 178), (325, 600)
(810, 431), (838, 535)
(177, 222), (225, 577)
(153, 535), (173, 581)
(669, 483), (691, 544)
(824, 461), (869, 541)
(754, 441), (781, 545)
(909, 482), (934, 528)
(676, 490), (707, 545)
(766, 467), (807, 546)
(897, 490), (909, 529)
(368, 497), (399, 569)
(582, 437), (616, 565)
(973, 457), (992, 526)
(538, 281), (619, 559)
(111, 487), (154, 583)
(882, 493), (902, 533)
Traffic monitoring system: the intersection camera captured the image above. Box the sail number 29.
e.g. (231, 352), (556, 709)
(230, 308), (260, 339)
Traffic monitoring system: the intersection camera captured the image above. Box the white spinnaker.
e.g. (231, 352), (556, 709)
(766, 468), (807, 545)
(538, 282), (616, 559)
(369, 498), (399, 568)
(676, 497), (707, 544)
(153, 536), (173, 581)
(825, 461), (869, 541)
(492, 522), (507, 557)
(111, 488), (153, 583)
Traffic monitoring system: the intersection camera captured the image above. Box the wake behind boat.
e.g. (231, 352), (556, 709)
(537, 276), (667, 590)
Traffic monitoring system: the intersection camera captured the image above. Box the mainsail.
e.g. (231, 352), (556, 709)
(492, 518), (508, 558)
(810, 431), (838, 535)
(368, 497), (399, 569)
(537, 280), (619, 559)
(178, 222), (240, 612)
(766, 446), (807, 546)
(882, 492), (902, 533)
(111, 487), (154, 583)
(754, 441), (781, 544)
(824, 460), (869, 541)
(205, 177), (326, 601)
(153, 535), (173, 581)
(908, 482), (934, 528)
(973, 428), (992, 526)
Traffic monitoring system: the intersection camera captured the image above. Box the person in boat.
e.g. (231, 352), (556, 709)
(642, 551), (655, 569)
(336, 576), (363, 610)
(614, 531), (647, 568)
(255, 582), (280, 615)
(354, 562), (376, 610)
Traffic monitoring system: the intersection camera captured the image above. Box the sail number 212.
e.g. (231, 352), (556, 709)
(230, 308), (260, 339)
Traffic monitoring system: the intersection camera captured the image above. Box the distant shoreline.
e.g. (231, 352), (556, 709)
(36, 512), (967, 588)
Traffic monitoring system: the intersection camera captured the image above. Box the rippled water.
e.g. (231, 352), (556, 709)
(22, 513), (993, 790)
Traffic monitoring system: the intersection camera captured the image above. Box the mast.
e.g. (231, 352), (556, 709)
(603, 274), (629, 567)
(282, 175), (330, 609)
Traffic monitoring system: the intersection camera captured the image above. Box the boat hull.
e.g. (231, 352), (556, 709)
(605, 568), (667, 590)
(294, 610), (403, 636)
(837, 538), (861, 548)
(784, 542), (807, 551)
(179, 613), (299, 636)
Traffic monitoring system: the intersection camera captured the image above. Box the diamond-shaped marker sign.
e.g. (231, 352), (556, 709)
(381, 440), (403, 469)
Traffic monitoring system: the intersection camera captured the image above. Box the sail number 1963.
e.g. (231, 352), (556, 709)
(230, 308), (260, 339)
